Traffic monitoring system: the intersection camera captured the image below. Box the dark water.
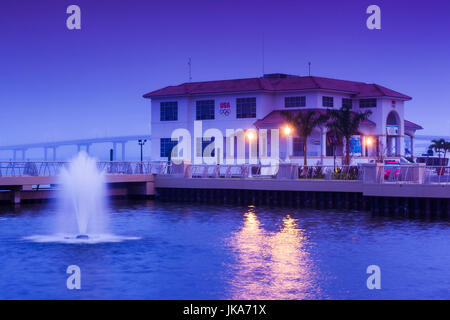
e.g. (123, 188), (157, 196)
(0, 200), (448, 299)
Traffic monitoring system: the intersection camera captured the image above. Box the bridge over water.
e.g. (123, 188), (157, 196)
(0, 135), (151, 161)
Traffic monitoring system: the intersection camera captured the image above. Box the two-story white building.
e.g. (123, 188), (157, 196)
(143, 73), (422, 165)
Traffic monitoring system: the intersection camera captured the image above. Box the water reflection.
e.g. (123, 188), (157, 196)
(227, 207), (321, 299)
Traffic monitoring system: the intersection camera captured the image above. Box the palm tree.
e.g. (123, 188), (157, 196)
(326, 106), (372, 165)
(428, 139), (446, 159)
(280, 110), (329, 165)
(444, 141), (450, 160)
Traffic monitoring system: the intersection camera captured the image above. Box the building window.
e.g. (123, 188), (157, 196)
(359, 98), (377, 108)
(322, 96), (334, 107)
(285, 96), (306, 108)
(196, 137), (215, 157)
(160, 101), (178, 121)
(160, 138), (178, 158)
(236, 97), (256, 118)
(342, 98), (353, 109)
(293, 138), (305, 156)
(196, 100), (215, 120)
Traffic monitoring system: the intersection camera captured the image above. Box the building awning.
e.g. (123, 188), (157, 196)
(253, 109), (376, 129)
(404, 119), (423, 131)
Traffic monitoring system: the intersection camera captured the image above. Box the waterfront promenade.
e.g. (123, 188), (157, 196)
(1, 161), (449, 216)
(155, 162), (450, 216)
(0, 161), (156, 203)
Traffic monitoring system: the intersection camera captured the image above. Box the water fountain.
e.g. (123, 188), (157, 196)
(25, 151), (139, 244)
(58, 151), (108, 239)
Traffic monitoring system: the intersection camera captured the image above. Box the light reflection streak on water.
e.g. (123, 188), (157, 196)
(227, 206), (320, 299)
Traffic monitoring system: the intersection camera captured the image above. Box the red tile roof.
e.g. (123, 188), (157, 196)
(404, 119), (423, 130)
(253, 109), (376, 129)
(143, 76), (412, 100)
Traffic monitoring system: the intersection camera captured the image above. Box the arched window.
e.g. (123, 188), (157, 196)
(386, 111), (399, 125)
(386, 111), (401, 156)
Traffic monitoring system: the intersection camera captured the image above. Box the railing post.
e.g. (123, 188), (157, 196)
(412, 163), (426, 184)
(275, 163), (298, 179)
(361, 163), (382, 184)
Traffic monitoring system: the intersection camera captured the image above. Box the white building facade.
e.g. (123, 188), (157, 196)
(144, 74), (422, 165)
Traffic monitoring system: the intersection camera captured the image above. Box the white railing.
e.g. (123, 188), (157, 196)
(296, 165), (363, 181)
(423, 166), (450, 184)
(174, 164), (364, 181)
(162, 163), (450, 185)
(0, 161), (68, 177)
(2, 161), (449, 185)
(0, 161), (166, 177)
(371, 164), (450, 184)
(189, 164), (250, 179)
(381, 165), (450, 184)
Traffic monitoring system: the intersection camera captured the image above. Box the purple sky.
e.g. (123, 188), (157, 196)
(1, 0), (450, 147)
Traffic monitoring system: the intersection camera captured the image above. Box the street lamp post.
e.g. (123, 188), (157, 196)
(138, 139), (147, 162)
(327, 134), (337, 170)
(282, 125), (292, 163)
(366, 137), (373, 163)
(246, 130), (255, 177)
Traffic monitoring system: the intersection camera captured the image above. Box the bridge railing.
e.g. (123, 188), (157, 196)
(0, 161), (167, 177)
(97, 161), (169, 175)
(0, 161), (68, 177)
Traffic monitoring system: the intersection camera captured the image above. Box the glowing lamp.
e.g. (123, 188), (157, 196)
(283, 125), (292, 136)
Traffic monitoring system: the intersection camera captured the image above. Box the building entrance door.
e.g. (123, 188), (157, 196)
(386, 111), (401, 157)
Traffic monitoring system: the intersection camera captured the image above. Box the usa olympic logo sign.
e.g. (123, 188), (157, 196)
(219, 102), (231, 116)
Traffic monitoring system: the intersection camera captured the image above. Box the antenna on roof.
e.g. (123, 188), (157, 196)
(262, 32), (265, 76)
(308, 62), (311, 76)
(188, 57), (192, 82)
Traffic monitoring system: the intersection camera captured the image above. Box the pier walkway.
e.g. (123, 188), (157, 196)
(0, 161), (161, 204)
(1, 161), (449, 216)
(154, 162), (450, 216)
